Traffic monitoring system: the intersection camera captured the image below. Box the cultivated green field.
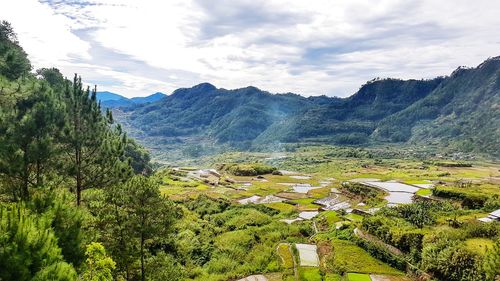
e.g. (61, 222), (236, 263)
(154, 147), (500, 280)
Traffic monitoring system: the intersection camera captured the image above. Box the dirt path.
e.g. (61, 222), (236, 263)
(237, 275), (268, 281)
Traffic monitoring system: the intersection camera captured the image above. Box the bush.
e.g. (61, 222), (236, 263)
(353, 237), (407, 271)
(0, 204), (77, 281)
(340, 182), (380, 198)
(222, 163), (277, 176)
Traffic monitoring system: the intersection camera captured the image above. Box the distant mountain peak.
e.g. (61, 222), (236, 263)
(192, 82), (216, 91)
(96, 91), (127, 101)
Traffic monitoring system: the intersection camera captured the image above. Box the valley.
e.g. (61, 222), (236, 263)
(150, 147), (500, 280)
(0, 15), (499, 281)
(111, 57), (500, 162)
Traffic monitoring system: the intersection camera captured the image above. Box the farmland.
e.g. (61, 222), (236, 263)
(156, 148), (500, 280)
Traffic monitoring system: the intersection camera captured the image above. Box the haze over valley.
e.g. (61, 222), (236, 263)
(0, 1), (499, 281)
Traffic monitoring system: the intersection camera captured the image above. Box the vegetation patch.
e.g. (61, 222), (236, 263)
(221, 163), (277, 176)
(298, 267), (322, 281)
(328, 239), (402, 275)
(347, 273), (372, 281)
(464, 238), (495, 255)
(277, 244), (294, 269)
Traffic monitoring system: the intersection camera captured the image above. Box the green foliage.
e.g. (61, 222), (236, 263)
(0, 78), (64, 200)
(174, 196), (308, 280)
(298, 267), (322, 281)
(0, 203), (77, 281)
(0, 21), (31, 80)
(29, 189), (87, 266)
(221, 162), (277, 176)
(325, 238), (403, 275)
(346, 273), (371, 281)
(61, 75), (133, 205)
(433, 187), (489, 209)
(483, 239), (500, 281)
(125, 138), (152, 174)
(36, 67), (65, 89)
(81, 242), (116, 281)
(145, 252), (184, 281)
(340, 182), (381, 198)
(421, 238), (485, 281)
(94, 175), (177, 280)
(354, 237), (408, 271)
(184, 194), (230, 218)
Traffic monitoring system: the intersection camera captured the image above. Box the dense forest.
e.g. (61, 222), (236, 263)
(0, 21), (178, 280)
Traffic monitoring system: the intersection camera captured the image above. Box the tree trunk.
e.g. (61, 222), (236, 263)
(76, 178), (81, 206)
(141, 234), (145, 281)
(75, 146), (82, 206)
(22, 144), (30, 200)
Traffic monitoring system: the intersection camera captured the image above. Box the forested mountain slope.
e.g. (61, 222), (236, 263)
(374, 58), (500, 155)
(122, 83), (323, 143)
(120, 57), (500, 156)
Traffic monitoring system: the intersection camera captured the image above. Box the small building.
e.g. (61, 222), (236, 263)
(478, 209), (500, 222)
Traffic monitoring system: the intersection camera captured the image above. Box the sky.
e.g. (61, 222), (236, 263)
(1, 0), (500, 97)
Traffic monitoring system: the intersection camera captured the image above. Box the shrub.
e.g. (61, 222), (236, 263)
(222, 163), (277, 176)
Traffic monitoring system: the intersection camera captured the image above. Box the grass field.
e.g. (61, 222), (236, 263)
(329, 239), (403, 275)
(298, 267), (322, 281)
(347, 273), (372, 281)
(277, 244), (294, 269)
(319, 211), (342, 225)
(265, 202), (295, 213)
(465, 238), (495, 255)
(345, 213), (364, 222)
(324, 273), (342, 281)
(415, 188), (432, 196)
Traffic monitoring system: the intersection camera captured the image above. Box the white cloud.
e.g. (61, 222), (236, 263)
(1, 0), (500, 97)
(0, 0), (90, 65)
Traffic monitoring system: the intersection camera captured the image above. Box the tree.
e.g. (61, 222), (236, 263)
(61, 74), (132, 205)
(81, 242), (116, 281)
(0, 21), (31, 80)
(0, 203), (77, 281)
(36, 67), (65, 89)
(124, 138), (152, 175)
(0, 81), (64, 200)
(95, 175), (177, 281)
(145, 252), (183, 281)
(29, 189), (87, 266)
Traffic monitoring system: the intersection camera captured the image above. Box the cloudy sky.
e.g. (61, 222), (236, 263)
(1, 0), (499, 97)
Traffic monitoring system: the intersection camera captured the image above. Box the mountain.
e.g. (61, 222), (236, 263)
(118, 57), (500, 157)
(131, 92), (165, 104)
(121, 83), (318, 143)
(96, 91), (127, 101)
(97, 91), (166, 108)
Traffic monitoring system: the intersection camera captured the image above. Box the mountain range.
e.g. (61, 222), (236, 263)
(96, 91), (166, 108)
(115, 57), (500, 158)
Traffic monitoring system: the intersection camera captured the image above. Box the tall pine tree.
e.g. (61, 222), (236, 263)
(61, 74), (131, 205)
(0, 79), (63, 200)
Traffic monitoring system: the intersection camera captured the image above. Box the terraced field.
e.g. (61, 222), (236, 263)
(156, 153), (500, 281)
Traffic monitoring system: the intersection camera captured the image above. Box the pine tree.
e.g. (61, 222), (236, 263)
(0, 79), (63, 200)
(61, 74), (132, 205)
(95, 175), (176, 280)
(0, 203), (77, 281)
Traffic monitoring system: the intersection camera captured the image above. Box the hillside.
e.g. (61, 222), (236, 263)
(119, 57), (500, 158)
(97, 91), (166, 108)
